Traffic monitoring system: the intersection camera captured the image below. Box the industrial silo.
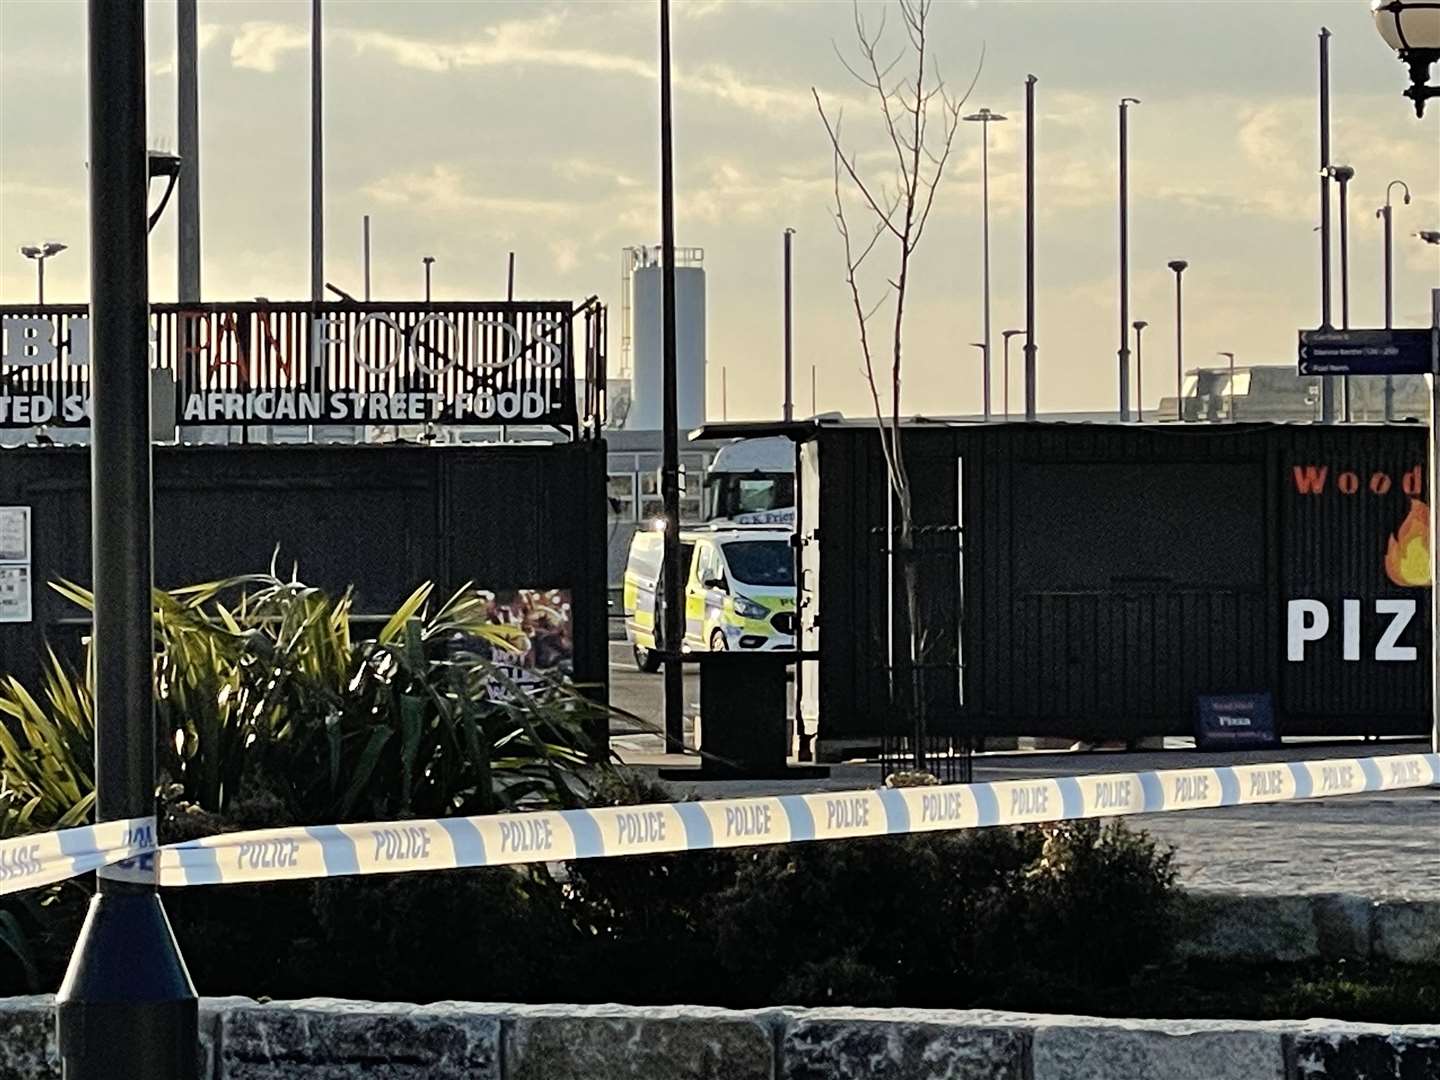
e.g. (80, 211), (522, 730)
(624, 246), (706, 432)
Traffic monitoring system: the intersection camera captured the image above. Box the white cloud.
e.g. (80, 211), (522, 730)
(230, 21), (309, 73)
(365, 165), (577, 219)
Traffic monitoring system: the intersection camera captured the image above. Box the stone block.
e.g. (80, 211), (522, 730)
(1031, 1018), (1285, 1080)
(217, 997), (500, 1079)
(1371, 900), (1440, 965)
(500, 1003), (775, 1080)
(1290, 1025), (1440, 1079)
(1311, 893), (1374, 961)
(0, 995), (56, 1080)
(1178, 892), (1320, 963)
(781, 1008), (1026, 1080)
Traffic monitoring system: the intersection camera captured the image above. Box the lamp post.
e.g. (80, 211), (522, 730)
(363, 215), (372, 301)
(1023, 75), (1038, 421)
(1218, 351), (1237, 421)
(1372, 0), (1440, 116)
(658, 0), (684, 753)
(1318, 28), (1336, 424)
(783, 227), (795, 422)
(1325, 164), (1355, 419)
(1001, 330), (1025, 419)
(311, 0), (324, 305)
(963, 107), (1007, 421)
(1117, 96), (1141, 421)
(1133, 321), (1148, 421)
(56, 3), (199, 1077)
(1379, 180), (1411, 420)
(422, 255), (434, 302)
(1167, 260), (1188, 421)
(18, 242), (66, 304)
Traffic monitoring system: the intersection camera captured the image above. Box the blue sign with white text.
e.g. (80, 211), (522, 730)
(1194, 693), (1277, 750)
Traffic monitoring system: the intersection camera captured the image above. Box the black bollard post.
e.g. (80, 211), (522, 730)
(55, 2), (199, 1077)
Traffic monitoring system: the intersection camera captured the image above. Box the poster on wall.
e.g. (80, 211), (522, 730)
(0, 507), (31, 624)
(450, 589), (574, 698)
(0, 565), (31, 624)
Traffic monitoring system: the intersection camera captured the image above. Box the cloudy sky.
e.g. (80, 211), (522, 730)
(2, 0), (1437, 420)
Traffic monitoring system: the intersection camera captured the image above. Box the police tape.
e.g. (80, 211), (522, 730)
(151, 751), (1440, 889)
(0, 816), (156, 897)
(1, 753), (1435, 895)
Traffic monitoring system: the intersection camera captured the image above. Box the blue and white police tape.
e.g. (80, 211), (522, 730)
(152, 752), (1440, 888)
(0, 816), (156, 897)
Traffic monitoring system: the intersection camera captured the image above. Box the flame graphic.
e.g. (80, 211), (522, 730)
(1385, 499), (1431, 588)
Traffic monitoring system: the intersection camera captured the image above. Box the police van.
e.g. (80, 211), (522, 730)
(623, 524), (797, 672)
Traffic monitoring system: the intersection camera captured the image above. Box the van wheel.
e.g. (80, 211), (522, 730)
(709, 629), (728, 652)
(633, 644), (663, 673)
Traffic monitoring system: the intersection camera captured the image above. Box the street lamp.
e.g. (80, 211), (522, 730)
(1378, 180), (1411, 420)
(783, 226), (795, 422)
(1001, 329), (1025, 419)
(1133, 321), (1149, 422)
(1325, 164), (1355, 420)
(963, 106), (1007, 422)
(1167, 260), (1188, 422)
(1372, 0), (1440, 116)
(1218, 351), (1237, 422)
(18, 241), (66, 304)
(1117, 96), (1141, 421)
(422, 255), (435, 302)
(146, 149), (181, 233)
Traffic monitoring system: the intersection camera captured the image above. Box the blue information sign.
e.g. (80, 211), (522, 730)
(1194, 692), (1277, 751)
(1297, 328), (1437, 376)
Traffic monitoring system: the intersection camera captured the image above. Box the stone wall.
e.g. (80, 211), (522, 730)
(2, 997), (1438, 1080)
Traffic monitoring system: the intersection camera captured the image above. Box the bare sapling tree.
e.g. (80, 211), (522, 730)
(814, 0), (976, 771)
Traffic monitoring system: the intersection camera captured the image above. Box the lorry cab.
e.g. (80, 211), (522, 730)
(624, 525), (796, 671)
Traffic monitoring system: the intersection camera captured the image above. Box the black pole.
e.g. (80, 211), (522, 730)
(783, 227), (794, 422)
(507, 251), (516, 301)
(1118, 99), (1137, 421)
(1134, 323), (1145, 422)
(1339, 172), (1350, 421)
(659, 0), (684, 753)
(57, 3), (198, 1077)
(1319, 28), (1335, 423)
(1383, 202), (1395, 419)
(1169, 261), (1187, 421)
(37, 259), (44, 305)
(1023, 75), (1037, 421)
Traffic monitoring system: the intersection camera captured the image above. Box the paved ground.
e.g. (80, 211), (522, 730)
(607, 644), (1440, 901)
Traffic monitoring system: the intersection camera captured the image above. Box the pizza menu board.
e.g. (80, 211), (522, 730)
(0, 507), (31, 623)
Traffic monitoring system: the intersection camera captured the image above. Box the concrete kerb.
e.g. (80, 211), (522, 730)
(5, 997), (1440, 1079)
(1179, 891), (1440, 966)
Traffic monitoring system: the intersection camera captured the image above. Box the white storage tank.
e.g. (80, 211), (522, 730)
(627, 248), (705, 432)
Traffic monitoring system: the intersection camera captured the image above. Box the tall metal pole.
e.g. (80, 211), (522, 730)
(1118, 98), (1140, 421)
(982, 121), (992, 421)
(507, 251), (516, 300)
(1169, 260), (1188, 421)
(1379, 181), (1409, 422)
(811, 363), (817, 417)
(423, 256), (434, 302)
(1338, 168), (1352, 420)
(783, 227), (795, 421)
(659, 0), (684, 752)
(1319, 28), (1335, 423)
(57, 3), (198, 1076)
(177, 0), (200, 302)
(310, 0), (323, 305)
(1133, 321), (1148, 421)
(362, 214), (371, 301)
(36, 259), (44, 305)
(1023, 76), (1038, 421)
(1429, 287), (1440, 754)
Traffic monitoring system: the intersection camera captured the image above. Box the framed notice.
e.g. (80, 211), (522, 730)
(1194, 692), (1278, 751)
(0, 565), (31, 624)
(0, 507), (28, 562)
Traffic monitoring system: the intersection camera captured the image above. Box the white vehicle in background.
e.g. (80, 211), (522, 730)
(704, 436), (795, 525)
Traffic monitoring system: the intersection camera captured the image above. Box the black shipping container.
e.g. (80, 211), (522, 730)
(795, 421), (1430, 747)
(0, 442), (609, 713)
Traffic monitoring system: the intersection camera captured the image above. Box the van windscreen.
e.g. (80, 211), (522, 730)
(721, 541), (794, 587)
